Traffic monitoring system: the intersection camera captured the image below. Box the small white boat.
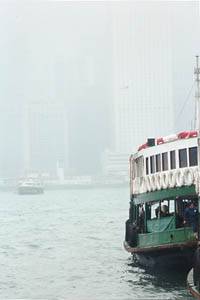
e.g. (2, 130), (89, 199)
(17, 178), (44, 195)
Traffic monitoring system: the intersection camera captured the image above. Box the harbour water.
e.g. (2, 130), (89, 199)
(0, 187), (193, 299)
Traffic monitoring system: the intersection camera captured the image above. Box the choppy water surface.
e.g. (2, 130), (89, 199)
(0, 187), (193, 299)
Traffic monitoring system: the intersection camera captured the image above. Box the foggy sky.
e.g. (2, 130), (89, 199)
(0, 1), (199, 177)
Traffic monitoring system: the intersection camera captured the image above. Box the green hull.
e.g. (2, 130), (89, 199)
(138, 227), (196, 248)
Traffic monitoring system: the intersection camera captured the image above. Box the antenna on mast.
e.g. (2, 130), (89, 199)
(195, 55), (200, 132)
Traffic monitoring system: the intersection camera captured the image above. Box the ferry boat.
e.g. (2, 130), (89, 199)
(124, 56), (200, 269)
(17, 178), (44, 195)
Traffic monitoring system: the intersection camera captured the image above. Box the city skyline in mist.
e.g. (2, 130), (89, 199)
(0, 1), (199, 178)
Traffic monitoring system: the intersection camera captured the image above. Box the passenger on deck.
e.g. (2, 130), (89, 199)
(138, 205), (145, 233)
(184, 201), (198, 234)
(175, 213), (184, 228)
(160, 204), (169, 217)
(155, 204), (169, 218)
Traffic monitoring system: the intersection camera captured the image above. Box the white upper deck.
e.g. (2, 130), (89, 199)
(130, 131), (200, 196)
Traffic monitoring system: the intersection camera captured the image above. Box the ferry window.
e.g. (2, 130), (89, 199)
(179, 148), (187, 168)
(162, 152), (168, 171)
(150, 156), (155, 174)
(133, 160), (137, 179)
(131, 160), (135, 180)
(136, 156), (144, 177)
(170, 150), (176, 169)
(139, 156), (144, 176)
(156, 154), (161, 172)
(189, 147), (198, 166)
(169, 200), (175, 214)
(151, 202), (159, 219)
(146, 157), (149, 175)
(152, 200), (170, 218)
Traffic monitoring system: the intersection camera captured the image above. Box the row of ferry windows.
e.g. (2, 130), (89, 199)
(146, 147), (198, 175)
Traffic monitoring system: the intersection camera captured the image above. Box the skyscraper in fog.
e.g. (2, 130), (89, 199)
(23, 100), (68, 177)
(111, 2), (174, 153)
(22, 59), (69, 178)
(103, 2), (174, 177)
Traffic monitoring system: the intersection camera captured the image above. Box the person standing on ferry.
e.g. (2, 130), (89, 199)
(183, 201), (198, 233)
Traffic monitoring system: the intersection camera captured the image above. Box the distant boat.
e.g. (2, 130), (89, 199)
(17, 178), (44, 195)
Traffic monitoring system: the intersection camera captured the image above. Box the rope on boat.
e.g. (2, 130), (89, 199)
(133, 166), (199, 194)
(175, 82), (195, 128)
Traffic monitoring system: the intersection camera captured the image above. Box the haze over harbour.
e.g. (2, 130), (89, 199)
(0, 1), (200, 183)
(0, 1), (200, 299)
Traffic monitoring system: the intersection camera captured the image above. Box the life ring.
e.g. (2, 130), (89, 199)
(149, 175), (154, 191)
(140, 177), (147, 193)
(193, 168), (200, 193)
(161, 172), (169, 189)
(164, 172), (169, 188)
(168, 171), (176, 188)
(160, 173), (164, 189)
(184, 168), (194, 186)
(175, 170), (184, 187)
(155, 173), (161, 190)
(151, 175), (156, 191)
(146, 176), (151, 192)
(193, 167), (199, 183)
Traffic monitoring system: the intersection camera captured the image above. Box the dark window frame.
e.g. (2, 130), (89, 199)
(162, 152), (168, 171)
(179, 148), (187, 168)
(156, 154), (161, 172)
(146, 157), (149, 175)
(189, 146), (198, 166)
(170, 150), (176, 169)
(150, 155), (155, 174)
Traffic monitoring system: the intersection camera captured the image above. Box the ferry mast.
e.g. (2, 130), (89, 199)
(195, 56), (200, 242)
(195, 55), (200, 132)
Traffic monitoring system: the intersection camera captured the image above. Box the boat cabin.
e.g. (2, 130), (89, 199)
(127, 194), (198, 248)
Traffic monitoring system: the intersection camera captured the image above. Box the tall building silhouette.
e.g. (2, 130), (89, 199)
(103, 2), (175, 177)
(23, 99), (68, 177)
(111, 2), (174, 153)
